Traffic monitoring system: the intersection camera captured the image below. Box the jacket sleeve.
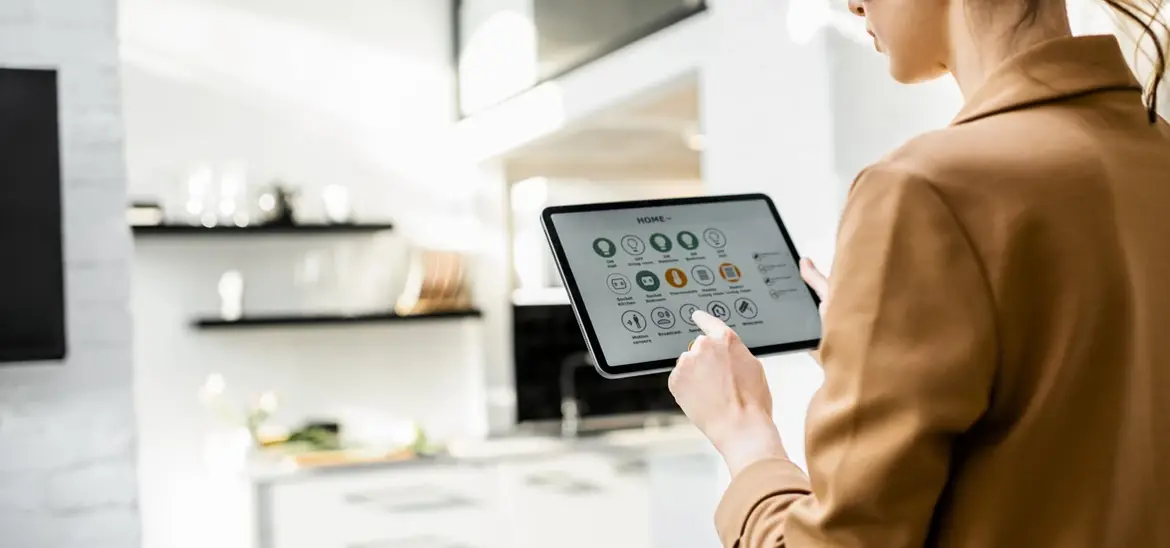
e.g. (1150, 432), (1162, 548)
(715, 165), (998, 547)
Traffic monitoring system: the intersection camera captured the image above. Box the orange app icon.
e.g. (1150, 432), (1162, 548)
(665, 267), (688, 288)
(718, 262), (742, 283)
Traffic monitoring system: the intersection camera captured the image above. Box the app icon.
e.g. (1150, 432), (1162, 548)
(649, 233), (673, 253)
(677, 231), (701, 250)
(621, 310), (648, 333)
(635, 270), (661, 292)
(691, 265), (715, 286)
(607, 273), (632, 294)
(592, 237), (617, 258)
(703, 228), (728, 249)
(679, 304), (700, 326)
(707, 300), (731, 322)
(621, 235), (646, 255)
(734, 298), (758, 319)
(664, 268), (688, 288)
(718, 262), (742, 283)
(650, 307), (676, 329)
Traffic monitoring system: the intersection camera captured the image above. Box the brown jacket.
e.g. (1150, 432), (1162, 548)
(717, 35), (1170, 547)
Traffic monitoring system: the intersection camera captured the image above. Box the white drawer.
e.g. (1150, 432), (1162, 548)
(496, 453), (653, 548)
(267, 462), (503, 548)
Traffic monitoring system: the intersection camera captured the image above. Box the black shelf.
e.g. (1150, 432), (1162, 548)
(193, 309), (482, 330)
(132, 222), (394, 236)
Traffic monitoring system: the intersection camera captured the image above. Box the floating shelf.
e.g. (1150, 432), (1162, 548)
(132, 222), (395, 236)
(193, 309), (482, 330)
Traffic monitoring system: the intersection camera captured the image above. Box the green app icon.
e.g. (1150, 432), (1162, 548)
(635, 270), (661, 292)
(677, 231), (700, 251)
(649, 233), (673, 253)
(592, 237), (617, 258)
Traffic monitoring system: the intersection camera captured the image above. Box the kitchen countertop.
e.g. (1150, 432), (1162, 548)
(247, 422), (711, 485)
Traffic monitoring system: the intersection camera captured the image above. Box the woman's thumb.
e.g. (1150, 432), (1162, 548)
(800, 257), (829, 298)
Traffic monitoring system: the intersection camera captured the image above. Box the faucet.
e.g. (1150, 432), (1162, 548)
(559, 351), (593, 438)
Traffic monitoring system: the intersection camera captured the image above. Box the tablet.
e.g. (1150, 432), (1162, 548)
(542, 194), (822, 378)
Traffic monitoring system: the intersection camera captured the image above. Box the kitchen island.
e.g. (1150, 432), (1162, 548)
(246, 424), (723, 548)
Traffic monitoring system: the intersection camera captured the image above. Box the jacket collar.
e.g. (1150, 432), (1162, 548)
(952, 34), (1143, 125)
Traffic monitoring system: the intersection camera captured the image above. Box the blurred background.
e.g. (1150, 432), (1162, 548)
(0, 0), (1143, 547)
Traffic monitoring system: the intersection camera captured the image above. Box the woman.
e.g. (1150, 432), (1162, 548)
(669, 0), (1170, 546)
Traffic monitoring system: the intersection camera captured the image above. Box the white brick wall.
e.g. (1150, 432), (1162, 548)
(0, 0), (140, 546)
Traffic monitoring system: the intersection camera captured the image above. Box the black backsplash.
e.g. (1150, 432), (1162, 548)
(512, 304), (679, 422)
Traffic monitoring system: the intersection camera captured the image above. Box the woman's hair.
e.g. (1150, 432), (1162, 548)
(1026, 0), (1170, 121)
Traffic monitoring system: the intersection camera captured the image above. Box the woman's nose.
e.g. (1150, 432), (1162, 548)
(847, 0), (865, 16)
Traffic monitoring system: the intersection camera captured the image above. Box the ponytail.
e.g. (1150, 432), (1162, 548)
(1099, 0), (1169, 122)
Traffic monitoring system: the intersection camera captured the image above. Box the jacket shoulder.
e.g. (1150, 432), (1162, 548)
(854, 116), (1083, 198)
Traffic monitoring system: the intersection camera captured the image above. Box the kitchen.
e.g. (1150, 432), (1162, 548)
(117, 1), (725, 546)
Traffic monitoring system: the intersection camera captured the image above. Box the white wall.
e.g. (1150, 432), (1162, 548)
(120, 0), (466, 242)
(117, 2), (498, 547)
(0, 0), (140, 547)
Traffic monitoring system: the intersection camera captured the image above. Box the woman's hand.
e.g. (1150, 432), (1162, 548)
(800, 257), (830, 316)
(669, 311), (788, 476)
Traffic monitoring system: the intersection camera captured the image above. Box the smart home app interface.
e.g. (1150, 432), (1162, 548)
(551, 199), (822, 367)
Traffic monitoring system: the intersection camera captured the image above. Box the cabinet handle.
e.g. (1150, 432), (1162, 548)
(615, 457), (649, 475)
(523, 471), (602, 495)
(345, 486), (477, 513)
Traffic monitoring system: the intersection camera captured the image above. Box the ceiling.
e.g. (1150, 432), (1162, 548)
(503, 75), (701, 183)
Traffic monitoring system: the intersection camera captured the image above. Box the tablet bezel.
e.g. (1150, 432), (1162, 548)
(541, 193), (822, 379)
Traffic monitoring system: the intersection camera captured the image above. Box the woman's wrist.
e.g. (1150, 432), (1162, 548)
(711, 408), (789, 477)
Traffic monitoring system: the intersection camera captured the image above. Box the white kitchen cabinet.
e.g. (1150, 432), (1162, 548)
(265, 462), (505, 548)
(497, 451), (653, 548)
(255, 437), (719, 548)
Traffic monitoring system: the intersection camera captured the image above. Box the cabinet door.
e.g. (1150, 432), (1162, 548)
(498, 452), (653, 548)
(266, 463), (503, 548)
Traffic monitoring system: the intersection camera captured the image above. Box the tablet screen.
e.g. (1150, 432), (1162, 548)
(548, 197), (821, 370)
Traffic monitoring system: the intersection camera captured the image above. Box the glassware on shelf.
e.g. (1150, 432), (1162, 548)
(321, 184), (351, 224)
(218, 270), (245, 321)
(183, 165), (216, 227)
(217, 165), (251, 227)
(255, 181), (299, 226)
